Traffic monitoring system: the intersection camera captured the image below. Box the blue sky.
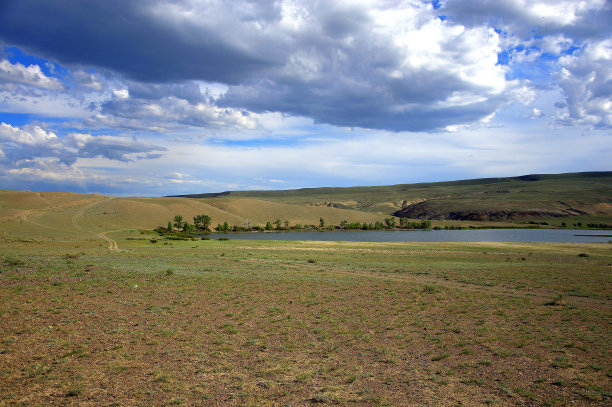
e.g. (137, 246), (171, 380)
(0, 0), (610, 196)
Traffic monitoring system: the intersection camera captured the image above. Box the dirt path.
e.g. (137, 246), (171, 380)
(70, 198), (129, 252)
(97, 230), (125, 252)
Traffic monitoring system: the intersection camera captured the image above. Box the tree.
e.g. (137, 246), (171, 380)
(385, 217), (396, 229)
(183, 221), (193, 233)
(167, 220), (173, 231)
(274, 218), (281, 230)
(319, 217), (325, 228)
(265, 221), (273, 230)
(284, 220), (290, 230)
(340, 220), (347, 229)
(193, 214), (211, 231)
(173, 215), (183, 230)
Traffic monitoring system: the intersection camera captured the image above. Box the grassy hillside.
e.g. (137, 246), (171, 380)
(177, 171), (612, 222)
(0, 191), (386, 242)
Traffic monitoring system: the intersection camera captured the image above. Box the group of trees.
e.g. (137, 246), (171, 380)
(167, 214), (211, 233)
(162, 214), (433, 234)
(338, 218), (432, 230)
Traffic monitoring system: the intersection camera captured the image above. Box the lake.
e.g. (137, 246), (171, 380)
(205, 229), (612, 243)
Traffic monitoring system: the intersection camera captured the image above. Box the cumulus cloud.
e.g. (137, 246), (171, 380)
(0, 59), (64, 90)
(221, 1), (510, 131)
(72, 70), (103, 91)
(555, 40), (612, 128)
(0, 122), (166, 166)
(92, 82), (258, 131)
(0, 0), (514, 132)
(441, 0), (611, 41)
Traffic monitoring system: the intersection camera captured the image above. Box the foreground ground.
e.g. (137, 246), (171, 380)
(0, 229), (610, 406)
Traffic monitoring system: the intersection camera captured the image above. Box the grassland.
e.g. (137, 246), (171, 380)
(0, 191), (611, 406)
(180, 171), (612, 223)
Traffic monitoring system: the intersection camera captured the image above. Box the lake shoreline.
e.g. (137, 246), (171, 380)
(200, 228), (612, 243)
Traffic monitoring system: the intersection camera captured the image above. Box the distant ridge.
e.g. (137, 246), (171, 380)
(169, 171), (612, 198)
(169, 171), (612, 221)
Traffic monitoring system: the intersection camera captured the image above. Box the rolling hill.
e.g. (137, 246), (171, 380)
(1, 171), (610, 244)
(176, 171), (612, 221)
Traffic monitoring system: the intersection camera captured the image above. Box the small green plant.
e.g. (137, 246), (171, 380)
(312, 391), (331, 403)
(545, 295), (566, 306)
(222, 323), (238, 335)
(431, 352), (450, 361)
(3, 256), (24, 266)
(295, 372), (310, 382)
(64, 386), (82, 397)
(552, 355), (573, 368)
(165, 269), (174, 276)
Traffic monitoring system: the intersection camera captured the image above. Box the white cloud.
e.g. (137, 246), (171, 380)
(0, 122), (63, 148)
(555, 39), (612, 128)
(95, 85), (259, 131)
(443, 0), (610, 36)
(0, 122), (166, 166)
(112, 88), (129, 99)
(0, 59), (64, 91)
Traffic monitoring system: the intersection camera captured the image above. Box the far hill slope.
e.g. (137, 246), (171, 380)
(175, 171), (612, 221)
(0, 192), (384, 243)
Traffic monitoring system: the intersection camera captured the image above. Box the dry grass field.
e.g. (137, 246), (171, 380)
(0, 191), (610, 406)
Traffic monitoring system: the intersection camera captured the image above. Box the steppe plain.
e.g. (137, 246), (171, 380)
(0, 184), (610, 406)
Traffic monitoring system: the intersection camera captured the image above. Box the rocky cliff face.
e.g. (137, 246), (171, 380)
(392, 200), (593, 221)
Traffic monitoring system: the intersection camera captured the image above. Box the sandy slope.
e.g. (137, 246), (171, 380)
(0, 191), (387, 249)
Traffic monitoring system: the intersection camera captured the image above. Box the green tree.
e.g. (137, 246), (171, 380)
(385, 217), (396, 229)
(167, 220), (173, 231)
(183, 221), (193, 233)
(193, 214), (211, 231)
(319, 217), (325, 228)
(340, 220), (347, 229)
(265, 221), (273, 231)
(274, 218), (281, 230)
(173, 215), (183, 230)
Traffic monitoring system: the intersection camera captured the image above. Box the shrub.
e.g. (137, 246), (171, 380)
(423, 284), (440, 294)
(431, 352), (450, 361)
(3, 256), (24, 266)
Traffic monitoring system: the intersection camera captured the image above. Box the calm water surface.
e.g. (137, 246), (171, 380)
(206, 229), (611, 243)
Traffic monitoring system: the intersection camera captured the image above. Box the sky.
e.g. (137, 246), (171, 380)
(0, 0), (610, 196)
